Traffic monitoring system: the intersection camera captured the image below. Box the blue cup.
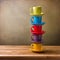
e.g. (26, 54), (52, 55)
(30, 16), (45, 25)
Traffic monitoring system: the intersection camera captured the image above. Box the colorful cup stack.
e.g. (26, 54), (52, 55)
(30, 6), (45, 52)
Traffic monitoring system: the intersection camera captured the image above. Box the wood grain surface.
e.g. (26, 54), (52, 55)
(0, 45), (60, 60)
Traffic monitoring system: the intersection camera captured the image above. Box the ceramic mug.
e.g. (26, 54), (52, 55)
(31, 25), (45, 35)
(31, 43), (43, 52)
(30, 16), (45, 25)
(31, 34), (42, 43)
(30, 6), (44, 16)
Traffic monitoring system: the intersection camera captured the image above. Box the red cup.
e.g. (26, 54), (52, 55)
(31, 25), (45, 35)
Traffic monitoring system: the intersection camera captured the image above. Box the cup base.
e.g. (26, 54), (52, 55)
(30, 12), (44, 16)
(32, 31), (45, 35)
(31, 22), (45, 25)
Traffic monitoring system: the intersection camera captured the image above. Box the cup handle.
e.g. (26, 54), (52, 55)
(31, 35), (34, 40)
(30, 16), (34, 23)
(31, 26), (34, 31)
(31, 26), (34, 32)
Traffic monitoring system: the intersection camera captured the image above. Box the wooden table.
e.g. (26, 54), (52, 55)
(0, 45), (60, 60)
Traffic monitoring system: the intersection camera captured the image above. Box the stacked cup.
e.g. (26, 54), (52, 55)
(30, 6), (45, 52)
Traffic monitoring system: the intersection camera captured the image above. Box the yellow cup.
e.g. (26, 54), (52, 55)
(31, 43), (43, 52)
(30, 6), (44, 16)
